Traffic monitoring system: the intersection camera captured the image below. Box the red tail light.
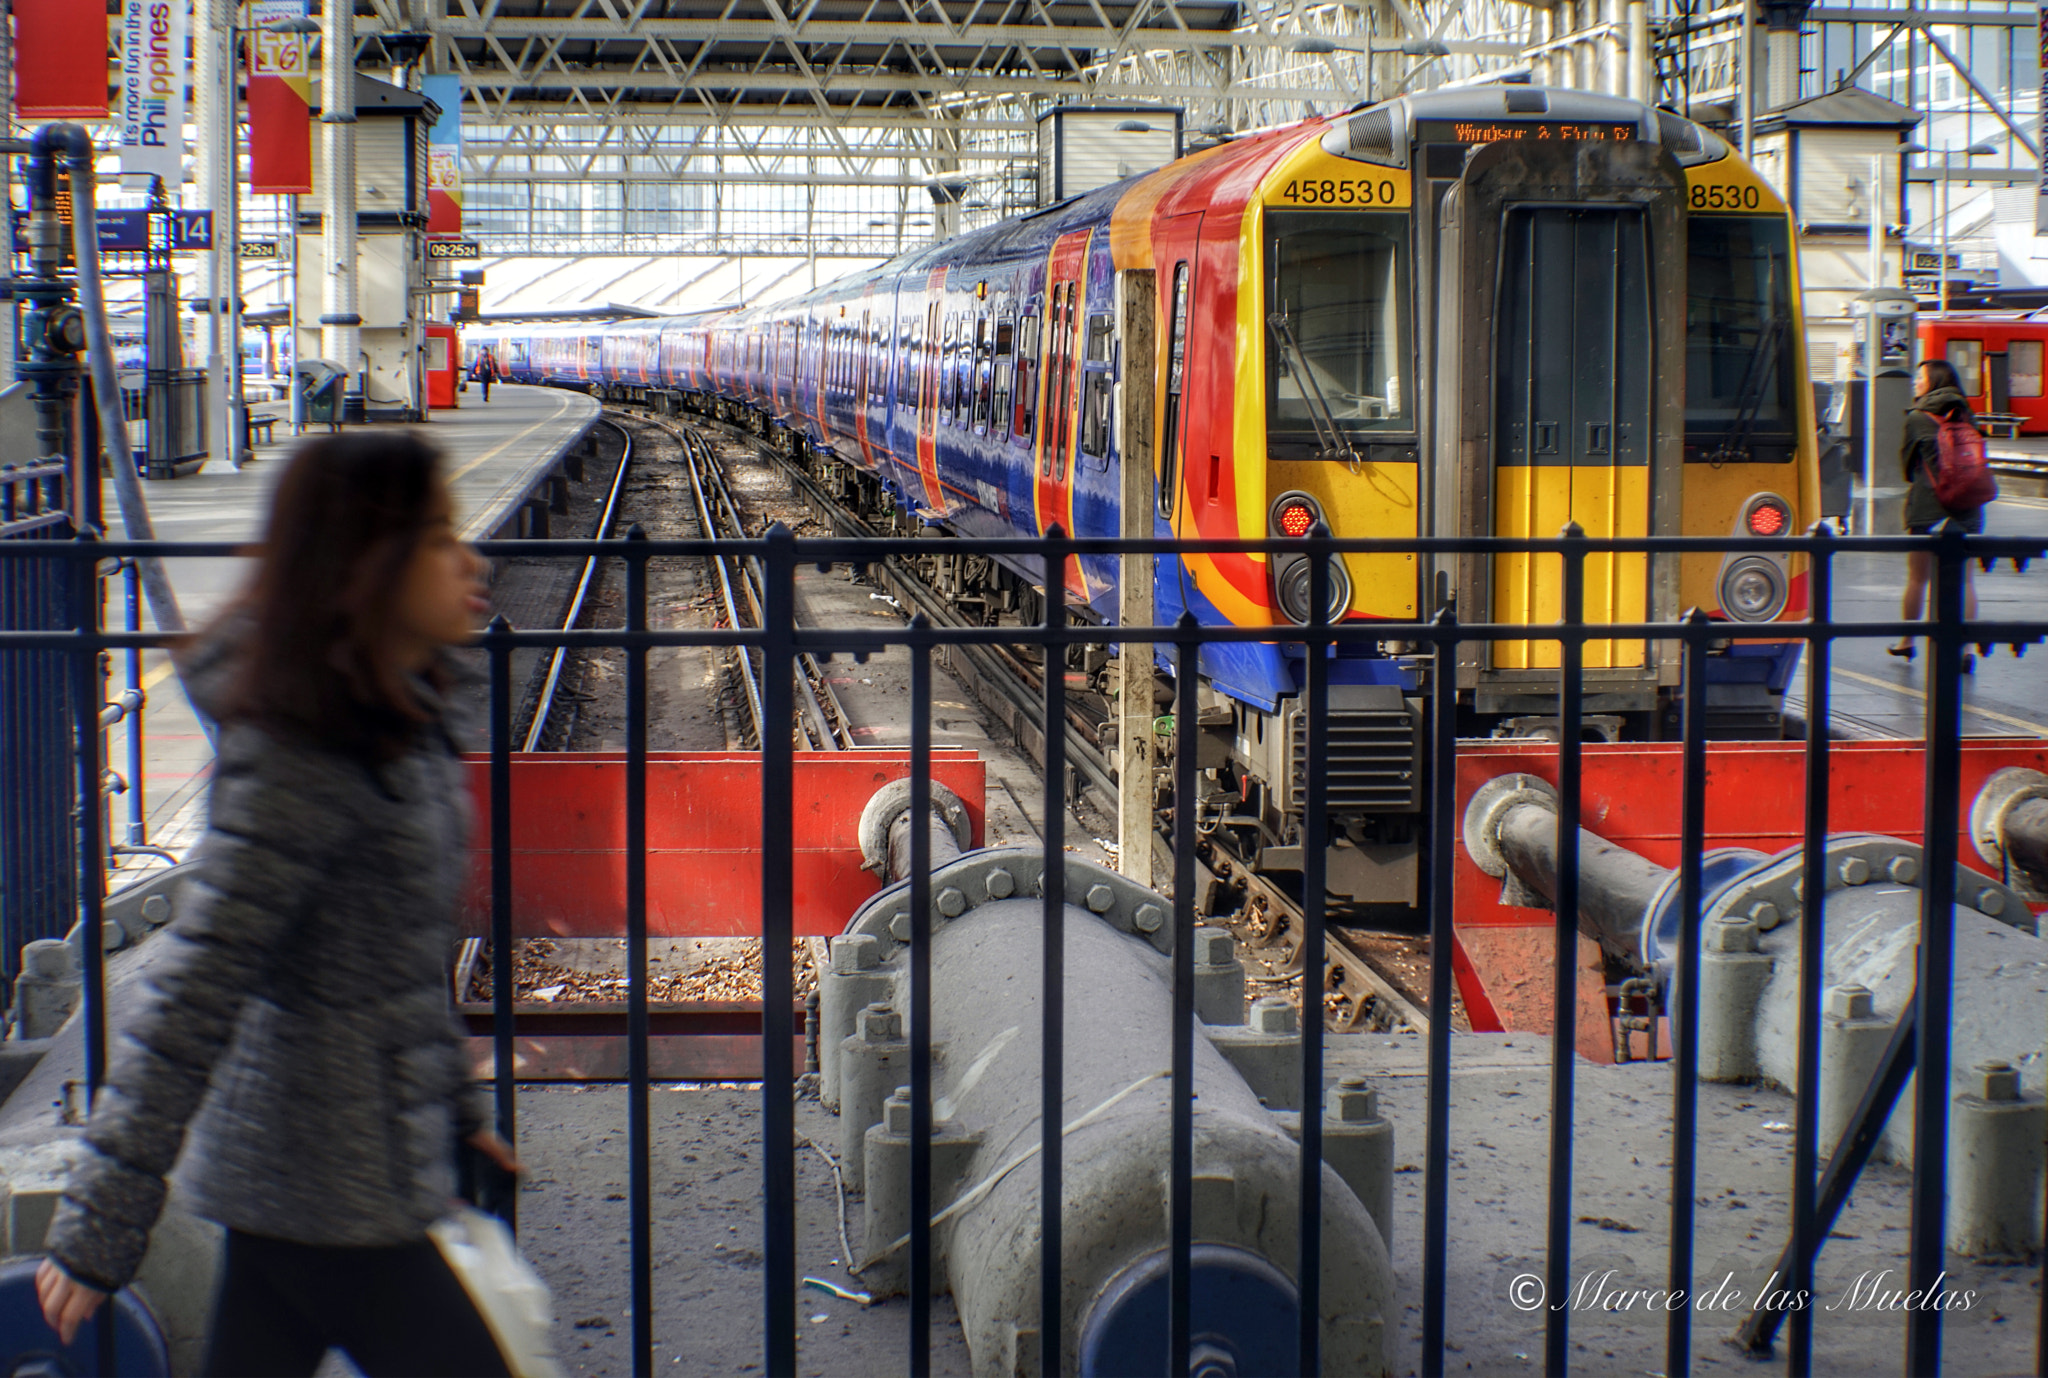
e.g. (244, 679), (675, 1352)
(1745, 499), (1789, 536)
(1277, 502), (1317, 538)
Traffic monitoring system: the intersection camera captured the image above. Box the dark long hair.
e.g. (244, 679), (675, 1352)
(1920, 358), (1965, 394)
(229, 432), (451, 759)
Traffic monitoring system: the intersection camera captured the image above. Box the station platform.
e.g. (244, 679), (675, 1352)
(109, 383), (600, 867)
(1786, 490), (2048, 739)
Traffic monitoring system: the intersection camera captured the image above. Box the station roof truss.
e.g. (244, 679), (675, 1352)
(328, 0), (2044, 299)
(348, 0), (1522, 261)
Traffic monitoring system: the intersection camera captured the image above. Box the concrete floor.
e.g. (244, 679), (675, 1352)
(385, 1027), (2039, 1378)
(1341, 1032), (2039, 1378)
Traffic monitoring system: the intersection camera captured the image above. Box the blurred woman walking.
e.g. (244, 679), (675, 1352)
(37, 432), (520, 1377)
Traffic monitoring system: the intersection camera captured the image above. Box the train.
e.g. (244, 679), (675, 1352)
(466, 85), (1821, 910)
(1918, 312), (2048, 434)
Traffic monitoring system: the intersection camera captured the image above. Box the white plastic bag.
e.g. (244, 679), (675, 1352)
(429, 1205), (569, 1378)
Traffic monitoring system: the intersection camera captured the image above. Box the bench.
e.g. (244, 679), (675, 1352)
(1978, 412), (2026, 440)
(246, 415), (279, 447)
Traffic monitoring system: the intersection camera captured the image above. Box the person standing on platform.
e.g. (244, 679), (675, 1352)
(471, 347), (499, 402)
(35, 433), (521, 1377)
(1889, 357), (1985, 669)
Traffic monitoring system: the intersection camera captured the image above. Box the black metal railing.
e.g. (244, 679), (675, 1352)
(3, 523), (2045, 1378)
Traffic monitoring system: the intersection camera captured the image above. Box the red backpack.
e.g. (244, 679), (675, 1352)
(1931, 409), (1999, 513)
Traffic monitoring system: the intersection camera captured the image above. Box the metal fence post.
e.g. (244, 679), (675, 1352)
(1547, 523), (1587, 1378)
(761, 522), (798, 1378)
(1788, 523), (1835, 1376)
(1907, 524), (1967, 1374)
(486, 614), (517, 1230)
(1039, 525), (1068, 1378)
(1170, 611), (1201, 1378)
(1300, 525), (1331, 1377)
(1421, 601), (1459, 1378)
(626, 525), (654, 1378)
(908, 617), (934, 1375)
(1667, 608), (1710, 1378)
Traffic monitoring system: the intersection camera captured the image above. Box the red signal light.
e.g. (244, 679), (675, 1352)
(1746, 501), (1788, 536)
(1277, 503), (1316, 538)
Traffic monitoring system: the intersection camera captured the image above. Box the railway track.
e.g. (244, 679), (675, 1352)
(642, 407), (1447, 1036)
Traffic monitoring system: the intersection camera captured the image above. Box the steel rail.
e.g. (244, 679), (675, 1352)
(630, 413), (848, 752)
(523, 418), (637, 752)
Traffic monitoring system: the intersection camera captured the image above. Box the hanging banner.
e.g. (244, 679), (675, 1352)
(17, 0), (112, 119)
(2038, 1), (2048, 233)
(118, 0), (188, 186)
(247, 0), (314, 194)
(422, 74), (465, 238)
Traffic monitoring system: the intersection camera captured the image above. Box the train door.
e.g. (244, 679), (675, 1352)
(1491, 207), (1651, 670)
(854, 305), (875, 467)
(915, 272), (946, 511)
(1034, 232), (1088, 534)
(424, 324), (458, 409)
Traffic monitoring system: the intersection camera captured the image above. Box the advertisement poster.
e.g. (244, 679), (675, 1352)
(119, 0), (187, 183)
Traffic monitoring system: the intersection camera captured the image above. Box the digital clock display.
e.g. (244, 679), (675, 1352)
(1415, 119), (1639, 145)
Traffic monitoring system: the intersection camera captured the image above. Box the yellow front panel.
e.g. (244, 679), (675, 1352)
(1269, 459), (1420, 619)
(1569, 464), (1649, 668)
(1493, 466), (1648, 669)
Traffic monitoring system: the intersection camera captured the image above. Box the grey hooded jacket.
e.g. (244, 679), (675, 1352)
(45, 626), (489, 1293)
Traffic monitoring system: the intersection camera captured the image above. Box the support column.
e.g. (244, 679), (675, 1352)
(195, 0), (232, 465)
(1114, 269), (1156, 884)
(1628, 0), (1649, 102)
(320, 0), (360, 405)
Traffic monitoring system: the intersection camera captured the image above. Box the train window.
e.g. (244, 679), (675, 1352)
(1263, 212), (1412, 453)
(1081, 315), (1114, 460)
(1946, 338), (1984, 397)
(1685, 215), (1797, 459)
(1046, 284), (1078, 480)
(940, 317), (957, 419)
(1160, 262), (1190, 519)
(2013, 340), (2043, 398)
(974, 316), (993, 428)
(991, 318), (1015, 437)
(1016, 313), (1041, 442)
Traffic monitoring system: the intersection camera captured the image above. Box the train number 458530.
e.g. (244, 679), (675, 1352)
(1277, 178), (1400, 206)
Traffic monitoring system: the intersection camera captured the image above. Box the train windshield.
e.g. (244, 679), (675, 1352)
(1685, 215), (1798, 461)
(1264, 212), (1412, 455)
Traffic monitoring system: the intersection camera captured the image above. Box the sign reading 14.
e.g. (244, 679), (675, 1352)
(1277, 176), (1400, 206)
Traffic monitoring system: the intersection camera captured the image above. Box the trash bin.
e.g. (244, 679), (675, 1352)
(296, 359), (346, 429)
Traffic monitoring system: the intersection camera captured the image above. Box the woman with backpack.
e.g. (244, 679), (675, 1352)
(1889, 356), (1992, 667)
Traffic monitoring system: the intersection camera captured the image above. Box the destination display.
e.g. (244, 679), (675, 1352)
(1415, 118), (1638, 144)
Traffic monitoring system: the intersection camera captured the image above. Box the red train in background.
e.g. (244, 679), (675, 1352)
(1919, 313), (2048, 433)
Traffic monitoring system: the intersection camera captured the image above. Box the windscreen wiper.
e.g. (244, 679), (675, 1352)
(1710, 257), (1788, 465)
(1267, 306), (1363, 467)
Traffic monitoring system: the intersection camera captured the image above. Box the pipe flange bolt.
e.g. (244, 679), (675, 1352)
(1462, 773), (1558, 879)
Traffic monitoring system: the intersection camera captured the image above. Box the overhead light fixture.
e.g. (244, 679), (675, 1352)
(1115, 119), (1153, 132)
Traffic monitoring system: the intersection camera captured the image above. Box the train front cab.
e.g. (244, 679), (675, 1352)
(1303, 90), (1815, 742)
(1198, 91), (1817, 911)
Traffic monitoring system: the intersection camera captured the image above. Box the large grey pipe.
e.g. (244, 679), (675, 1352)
(1970, 768), (2048, 899)
(46, 125), (184, 637)
(1463, 773), (1669, 965)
